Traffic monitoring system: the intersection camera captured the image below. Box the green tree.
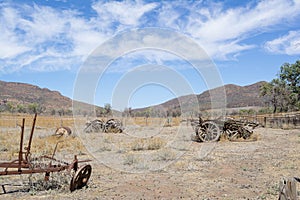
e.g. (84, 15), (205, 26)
(27, 103), (38, 114)
(6, 102), (15, 113)
(260, 60), (300, 113)
(16, 104), (26, 113)
(279, 61), (300, 109)
(128, 107), (132, 117)
(58, 108), (65, 116)
(172, 109), (181, 117)
(280, 61), (300, 94)
(96, 107), (104, 117)
(104, 103), (112, 116)
(51, 109), (56, 115)
(27, 103), (45, 114)
(122, 107), (133, 117)
(260, 79), (292, 113)
(145, 107), (152, 118)
(65, 109), (73, 115)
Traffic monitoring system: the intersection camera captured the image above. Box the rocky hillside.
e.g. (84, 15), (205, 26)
(0, 80), (267, 115)
(133, 81), (267, 115)
(0, 80), (71, 109)
(0, 80), (96, 115)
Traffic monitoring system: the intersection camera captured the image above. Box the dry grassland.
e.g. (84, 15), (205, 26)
(0, 114), (300, 199)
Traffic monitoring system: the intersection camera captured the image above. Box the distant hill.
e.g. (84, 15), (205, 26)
(0, 81), (71, 109)
(132, 81), (267, 116)
(0, 80), (267, 115)
(0, 80), (96, 115)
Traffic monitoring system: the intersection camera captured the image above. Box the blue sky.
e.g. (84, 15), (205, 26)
(0, 0), (300, 110)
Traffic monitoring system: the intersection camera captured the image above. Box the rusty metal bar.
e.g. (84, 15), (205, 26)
(26, 113), (37, 158)
(42, 155), (69, 165)
(0, 161), (29, 169)
(74, 155), (78, 171)
(18, 118), (25, 171)
(0, 166), (69, 176)
(51, 141), (62, 159)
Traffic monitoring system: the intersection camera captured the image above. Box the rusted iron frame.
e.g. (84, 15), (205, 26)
(0, 154), (91, 176)
(0, 165), (69, 176)
(0, 114), (91, 178)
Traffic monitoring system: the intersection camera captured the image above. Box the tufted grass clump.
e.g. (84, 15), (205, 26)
(131, 137), (165, 151)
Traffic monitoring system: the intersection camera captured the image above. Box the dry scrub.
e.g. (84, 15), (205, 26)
(1, 115), (300, 199)
(131, 137), (165, 151)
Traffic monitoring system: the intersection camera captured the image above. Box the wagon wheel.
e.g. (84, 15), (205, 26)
(225, 129), (240, 141)
(70, 164), (92, 192)
(198, 121), (221, 142)
(240, 127), (253, 139)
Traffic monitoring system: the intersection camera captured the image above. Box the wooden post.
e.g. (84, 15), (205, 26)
(278, 178), (297, 200)
(264, 116), (267, 128)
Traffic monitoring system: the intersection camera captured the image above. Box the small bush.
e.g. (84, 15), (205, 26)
(147, 138), (165, 150)
(131, 137), (165, 151)
(131, 139), (145, 151)
(154, 149), (176, 161)
(123, 153), (138, 165)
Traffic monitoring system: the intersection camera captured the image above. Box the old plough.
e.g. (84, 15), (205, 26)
(192, 116), (259, 142)
(0, 114), (92, 193)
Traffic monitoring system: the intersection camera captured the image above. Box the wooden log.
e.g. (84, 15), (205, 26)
(278, 178), (297, 200)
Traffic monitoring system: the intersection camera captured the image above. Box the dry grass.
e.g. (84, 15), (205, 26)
(31, 135), (86, 156)
(0, 114), (183, 130)
(0, 115), (87, 161)
(2, 112), (300, 199)
(0, 113), (79, 129)
(154, 149), (176, 161)
(123, 153), (138, 165)
(122, 117), (181, 127)
(0, 132), (87, 161)
(130, 137), (165, 151)
(219, 131), (259, 142)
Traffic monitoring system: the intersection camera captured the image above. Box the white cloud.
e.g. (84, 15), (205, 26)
(0, 7), (30, 58)
(192, 0), (300, 42)
(92, 0), (157, 28)
(1, 0), (300, 74)
(0, 3), (108, 73)
(160, 0), (300, 59)
(0, 1), (158, 73)
(264, 30), (300, 55)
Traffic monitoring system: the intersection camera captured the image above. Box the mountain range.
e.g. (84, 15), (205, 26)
(0, 80), (267, 115)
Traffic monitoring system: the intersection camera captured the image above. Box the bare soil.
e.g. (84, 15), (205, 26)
(1, 126), (300, 200)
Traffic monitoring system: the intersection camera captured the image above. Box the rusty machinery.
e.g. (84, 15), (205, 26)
(0, 114), (92, 193)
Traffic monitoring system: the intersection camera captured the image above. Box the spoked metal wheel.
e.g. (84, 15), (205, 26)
(70, 164), (92, 192)
(198, 121), (221, 142)
(104, 119), (123, 133)
(225, 129), (240, 141)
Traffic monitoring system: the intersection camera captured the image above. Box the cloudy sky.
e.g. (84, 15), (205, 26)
(0, 0), (300, 110)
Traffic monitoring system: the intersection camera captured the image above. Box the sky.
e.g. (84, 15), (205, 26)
(0, 0), (300, 110)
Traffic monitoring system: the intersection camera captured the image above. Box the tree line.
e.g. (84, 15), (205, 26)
(0, 101), (73, 116)
(0, 102), (46, 114)
(260, 60), (300, 113)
